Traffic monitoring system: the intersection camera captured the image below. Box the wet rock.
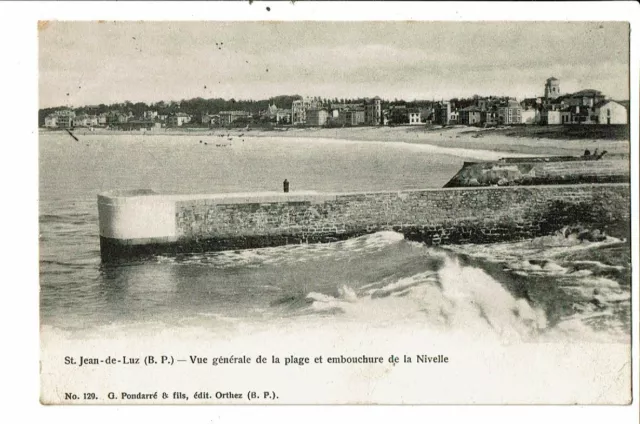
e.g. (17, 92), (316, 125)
(562, 225), (607, 242)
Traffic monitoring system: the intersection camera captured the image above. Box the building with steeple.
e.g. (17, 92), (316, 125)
(544, 77), (561, 99)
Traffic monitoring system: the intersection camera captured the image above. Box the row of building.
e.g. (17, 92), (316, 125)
(44, 109), (195, 130)
(198, 97), (384, 127)
(428, 78), (628, 126)
(203, 79), (628, 128)
(44, 77), (628, 130)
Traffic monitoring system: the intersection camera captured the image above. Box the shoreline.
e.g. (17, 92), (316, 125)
(41, 124), (631, 158)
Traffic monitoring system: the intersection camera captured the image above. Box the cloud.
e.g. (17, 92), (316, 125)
(39, 21), (630, 107)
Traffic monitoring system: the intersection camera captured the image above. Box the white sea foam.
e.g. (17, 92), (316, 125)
(155, 231), (406, 269)
(367, 271), (438, 298)
(338, 285), (359, 303)
(435, 257), (547, 341)
(293, 255), (551, 342)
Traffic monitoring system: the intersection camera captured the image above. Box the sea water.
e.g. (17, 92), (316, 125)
(39, 132), (630, 341)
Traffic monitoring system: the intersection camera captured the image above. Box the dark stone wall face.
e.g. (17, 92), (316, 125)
(175, 184), (631, 250)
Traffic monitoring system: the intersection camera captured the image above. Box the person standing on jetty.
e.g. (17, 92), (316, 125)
(283, 179), (289, 193)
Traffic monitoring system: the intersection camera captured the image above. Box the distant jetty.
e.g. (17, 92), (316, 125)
(98, 157), (630, 263)
(444, 156), (628, 187)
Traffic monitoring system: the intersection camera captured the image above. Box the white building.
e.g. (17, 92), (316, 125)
(521, 109), (540, 125)
(168, 112), (191, 127)
(408, 110), (421, 125)
(545, 110), (562, 125)
(44, 115), (57, 128)
(53, 110), (76, 128)
(596, 101), (628, 125)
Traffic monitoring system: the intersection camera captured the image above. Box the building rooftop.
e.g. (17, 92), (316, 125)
(219, 110), (251, 115)
(125, 119), (157, 124)
(570, 89), (603, 97)
(500, 100), (522, 108)
(594, 100), (627, 110)
(616, 100), (630, 110)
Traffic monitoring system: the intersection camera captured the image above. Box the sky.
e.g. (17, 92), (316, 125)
(38, 21), (630, 108)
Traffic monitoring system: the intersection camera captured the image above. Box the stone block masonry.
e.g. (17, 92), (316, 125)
(99, 184), (630, 262)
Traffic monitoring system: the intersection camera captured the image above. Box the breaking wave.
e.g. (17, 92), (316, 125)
(180, 230), (629, 343)
(42, 229), (630, 343)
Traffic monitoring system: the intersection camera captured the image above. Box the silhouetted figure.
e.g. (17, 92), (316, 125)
(283, 179), (289, 193)
(593, 148), (599, 158)
(583, 149), (591, 156)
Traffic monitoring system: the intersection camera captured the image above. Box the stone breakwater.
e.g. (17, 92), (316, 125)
(98, 183), (630, 263)
(444, 158), (629, 187)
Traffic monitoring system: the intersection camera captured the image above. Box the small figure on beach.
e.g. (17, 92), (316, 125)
(283, 179), (289, 193)
(583, 149), (591, 156)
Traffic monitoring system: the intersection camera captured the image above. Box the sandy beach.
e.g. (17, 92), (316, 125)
(59, 124), (631, 159)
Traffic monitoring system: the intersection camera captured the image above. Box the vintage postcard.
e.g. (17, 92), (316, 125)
(32, 4), (637, 412)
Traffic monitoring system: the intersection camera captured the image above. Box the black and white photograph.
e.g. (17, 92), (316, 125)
(29, 7), (636, 410)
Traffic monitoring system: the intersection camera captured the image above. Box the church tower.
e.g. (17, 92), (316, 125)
(544, 77), (561, 99)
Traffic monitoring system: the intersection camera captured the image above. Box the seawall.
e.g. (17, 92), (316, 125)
(98, 184), (631, 262)
(444, 158), (629, 187)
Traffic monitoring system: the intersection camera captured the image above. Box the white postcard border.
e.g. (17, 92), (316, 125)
(0, 1), (637, 423)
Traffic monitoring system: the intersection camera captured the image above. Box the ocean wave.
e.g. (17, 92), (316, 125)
(268, 254), (547, 341)
(39, 211), (96, 224)
(156, 230), (407, 269)
(40, 228), (630, 343)
(268, 238), (628, 342)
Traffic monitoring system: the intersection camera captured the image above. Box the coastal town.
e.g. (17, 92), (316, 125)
(41, 77), (629, 132)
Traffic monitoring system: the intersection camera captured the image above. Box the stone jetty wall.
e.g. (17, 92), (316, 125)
(174, 183), (630, 250)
